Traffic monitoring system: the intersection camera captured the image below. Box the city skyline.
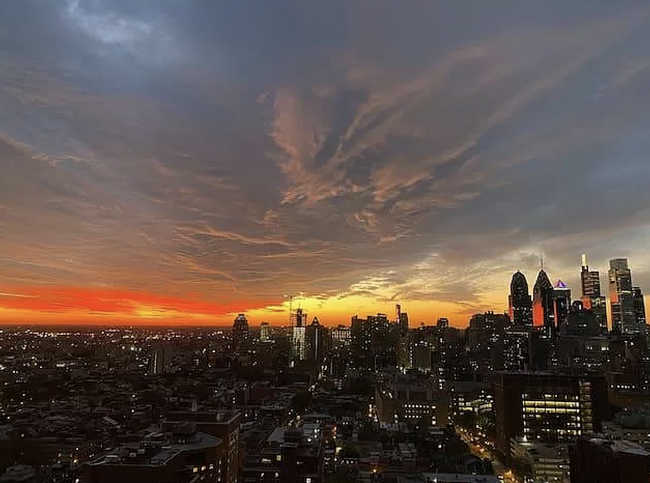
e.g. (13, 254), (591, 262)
(0, 254), (645, 328)
(2, 1), (650, 326)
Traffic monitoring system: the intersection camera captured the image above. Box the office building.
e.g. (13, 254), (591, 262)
(467, 312), (509, 374)
(437, 318), (449, 329)
(533, 269), (555, 332)
(494, 372), (609, 456)
(552, 280), (571, 335)
(375, 375), (448, 428)
(556, 303), (608, 370)
(232, 314), (249, 351)
(291, 309), (307, 363)
(396, 304), (409, 331)
(609, 259), (639, 334)
(150, 344), (174, 375)
(493, 326), (533, 372)
(331, 325), (351, 348)
(260, 322), (270, 342)
(163, 411), (241, 483)
(580, 254), (608, 331)
(634, 287), (646, 328)
(511, 439), (570, 483)
(305, 317), (327, 363)
(350, 316), (371, 363)
(570, 437), (650, 483)
(83, 425), (223, 483)
(509, 271), (533, 327)
(448, 381), (493, 419)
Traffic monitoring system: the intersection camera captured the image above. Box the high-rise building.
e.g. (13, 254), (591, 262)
(437, 318), (449, 329)
(496, 326), (533, 372)
(399, 311), (409, 331)
(375, 374), (449, 428)
(556, 302), (609, 370)
(581, 254), (608, 331)
(150, 344), (174, 375)
(306, 317), (327, 363)
(509, 271), (533, 327)
(260, 322), (270, 342)
(350, 316), (371, 363)
(291, 309), (307, 364)
(570, 437), (650, 483)
(609, 259), (638, 334)
(331, 325), (351, 348)
(232, 314), (249, 350)
(533, 269), (555, 332)
(552, 279), (571, 335)
(494, 372), (609, 456)
(633, 287), (646, 328)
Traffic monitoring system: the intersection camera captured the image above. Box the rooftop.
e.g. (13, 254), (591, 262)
(89, 431), (222, 467)
(389, 473), (501, 483)
(588, 437), (650, 457)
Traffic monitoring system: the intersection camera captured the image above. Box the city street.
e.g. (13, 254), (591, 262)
(458, 428), (517, 483)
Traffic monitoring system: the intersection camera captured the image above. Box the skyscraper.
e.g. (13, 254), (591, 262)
(633, 287), (646, 328)
(399, 311), (410, 331)
(609, 259), (638, 334)
(580, 254), (608, 331)
(150, 344), (174, 375)
(260, 322), (270, 342)
(509, 271), (533, 327)
(553, 280), (571, 335)
(533, 269), (555, 332)
(306, 317), (327, 363)
(232, 313), (249, 350)
(291, 308), (307, 363)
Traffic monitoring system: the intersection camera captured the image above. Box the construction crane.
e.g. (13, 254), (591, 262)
(284, 292), (304, 326)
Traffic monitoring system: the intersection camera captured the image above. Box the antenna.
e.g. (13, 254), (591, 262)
(540, 255), (545, 271)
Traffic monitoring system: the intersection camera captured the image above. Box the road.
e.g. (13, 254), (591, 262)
(458, 428), (517, 483)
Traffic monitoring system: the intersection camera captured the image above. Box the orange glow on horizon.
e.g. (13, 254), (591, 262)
(0, 286), (500, 328)
(0, 286), (275, 325)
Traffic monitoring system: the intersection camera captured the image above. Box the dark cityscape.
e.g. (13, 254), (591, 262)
(1, 256), (650, 482)
(2, 1), (650, 482)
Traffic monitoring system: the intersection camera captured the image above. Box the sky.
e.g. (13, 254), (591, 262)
(1, 1), (650, 327)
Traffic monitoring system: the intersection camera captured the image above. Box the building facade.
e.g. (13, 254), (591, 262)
(609, 259), (638, 334)
(494, 373), (609, 456)
(580, 254), (608, 331)
(509, 271), (533, 327)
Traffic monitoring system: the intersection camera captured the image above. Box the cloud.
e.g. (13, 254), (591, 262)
(1, 0), (650, 325)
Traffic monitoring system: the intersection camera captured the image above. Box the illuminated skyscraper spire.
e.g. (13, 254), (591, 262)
(533, 268), (554, 331)
(580, 253), (608, 331)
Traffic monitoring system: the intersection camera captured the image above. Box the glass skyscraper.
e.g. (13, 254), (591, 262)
(580, 254), (608, 331)
(609, 259), (639, 334)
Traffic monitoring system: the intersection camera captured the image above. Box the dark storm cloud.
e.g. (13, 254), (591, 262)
(1, 0), (650, 319)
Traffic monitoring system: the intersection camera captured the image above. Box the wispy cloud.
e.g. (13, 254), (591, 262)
(1, 1), (650, 325)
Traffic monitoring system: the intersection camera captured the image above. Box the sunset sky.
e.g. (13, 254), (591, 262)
(1, 1), (650, 327)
